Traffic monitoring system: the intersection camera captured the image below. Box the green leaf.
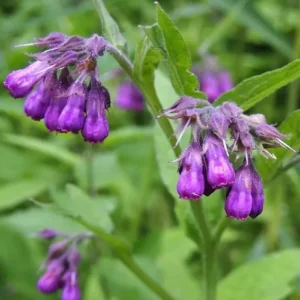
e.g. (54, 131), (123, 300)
(52, 184), (114, 233)
(218, 249), (300, 300)
(3, 134), (80, 166)
(84, 266), (106, 300)
(93, 0), (126, 49)
(154, 3), (206, 99)
(0, 179), (49, 211)
(134, 36), (162, 86)
(208, 0), (293, 58)
(4, 207), (85, 234)
(216, 59), (300, 111)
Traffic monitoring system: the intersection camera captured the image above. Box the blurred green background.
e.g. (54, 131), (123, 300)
(0, 0), (300, 299)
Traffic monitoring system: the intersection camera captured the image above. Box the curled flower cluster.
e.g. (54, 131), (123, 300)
(36, 229), (91, 300)
(160, 97), (294, 220)
(3, 33), (111, 143)
(193, 56), (234, 103)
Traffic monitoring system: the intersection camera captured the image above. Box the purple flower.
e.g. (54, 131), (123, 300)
(218, 70), (233, 93)
(37, 259), (65, 294)
(4, 60), (50, 98)
(220, 102), (243, 121)
(81, 79), (110, 143)
(176, 142), (204, 200)
(204, 132), (235, 189)
(225, 160), (253, 220)
(38, 229), (58, 240)
(58, 83), (86, 133)
(61, 272), (81, 300)
(115, 81), (144, 111)
(44, 69), (72, 132)
(24, 73), (55, 120)
(199, 71), (220, 103)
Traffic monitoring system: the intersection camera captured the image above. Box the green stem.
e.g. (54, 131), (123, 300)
(213, 217), (231, 246)
(287, 7), (300, 114)
(86, 144), (95, 197)
(117, 252), (176, 300)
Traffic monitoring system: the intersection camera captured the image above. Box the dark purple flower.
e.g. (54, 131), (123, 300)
(176, 142), (204, 200)
(61, 272), (81, 300)
(48, 240), (69, 261)
(81, 79), (109, 143)
(58, 83), (86, 133)
(225, 160), (253, 220)
(37, 259), (65, 294)
(24, 73), (55, 120)
(249, 164), (264, 218)
(115, 81), (144, 111)
(44, 69), (72, 132)
(3, 60), (50, 98)
(218, 70), (233, 93)
(204, 132), (235, 188)
(66, 249), (81, 271)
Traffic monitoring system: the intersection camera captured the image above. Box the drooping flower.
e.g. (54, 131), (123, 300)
(218, 70), (234, 93)
(225, 160), (253, 220)
(115, 81), (144, 111)
(176, 142), (205, 200)
(81, 77), (110, 143)
(203, 132), (235, 189)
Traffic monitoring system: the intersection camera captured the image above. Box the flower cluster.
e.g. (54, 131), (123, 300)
(160, 97), (294, 220)
(115, 81), (144, 111)
(3, 33), (111, 143)
(36, 229), (91, 300)
(193, 56), (233, 103)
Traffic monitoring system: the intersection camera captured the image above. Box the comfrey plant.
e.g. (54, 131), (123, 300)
(3, 1), (300, 300)
(36, 229), (91, 300)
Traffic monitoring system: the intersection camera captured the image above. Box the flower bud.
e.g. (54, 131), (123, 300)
(61, 272), (81, 300)
(208, 109), (229, 139)
(115, 81), (144, 111)
(219, 102), (243, 120)
(225, 161), (253, 220)
(38, 229), (58, 240)
(199, 71), (220, 103)
(58, 83), (86, 133)
(48, 240), (69, 261)
(255, 123), (286, 141)
(176, 142), (204, 200)
(3, 60), (50, 98)
(204, 132), (235, 188)
(35, 32), (66, 47)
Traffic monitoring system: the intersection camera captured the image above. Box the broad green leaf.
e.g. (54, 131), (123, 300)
(141, 24), (165, 51)
(158, 229), (201, 300)
(218, 249), (300, 300)
(3, 134), (80, 166)
(4, 207), (85, 234)
(0, 179), (49, 211)
(208, 0), (293, 58)
(216, 59), (300, 111)
(52, 184), (114, 233)
(93, 0), (126, 49)
(256, 110), (300, 181)
(155, 3), (206, 99)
